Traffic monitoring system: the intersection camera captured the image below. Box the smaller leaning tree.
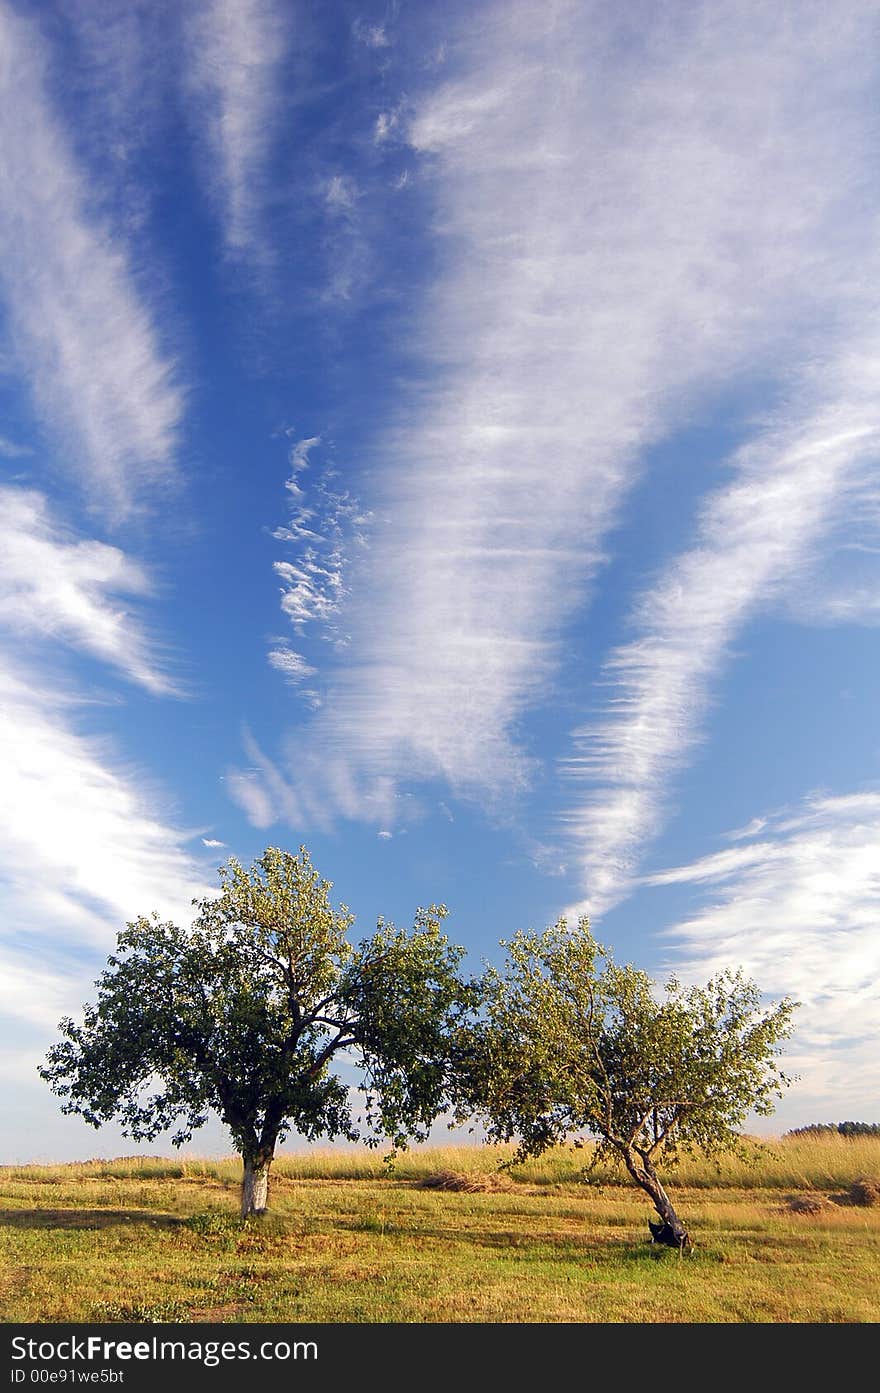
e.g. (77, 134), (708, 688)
(40, 847), (474, 1217)
(457, 922), (798, 1249)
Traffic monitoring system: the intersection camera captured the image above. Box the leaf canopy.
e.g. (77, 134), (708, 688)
(41, 847), (474, 1159)
(459, 920), (798, 1165)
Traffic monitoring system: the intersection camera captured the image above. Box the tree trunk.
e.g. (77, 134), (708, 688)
(623, 1149), (690, 1250)
(241, 1152), (272, 1218)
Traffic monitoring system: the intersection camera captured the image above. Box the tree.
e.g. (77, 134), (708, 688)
(786, 1121), (880, 1139)
(457, 921), (798, 1249)
(40, 847), (473, 1217)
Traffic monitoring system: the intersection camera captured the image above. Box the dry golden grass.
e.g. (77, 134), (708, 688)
(6, 1132), (877, 1190)
(1, 1135), (878, 1324)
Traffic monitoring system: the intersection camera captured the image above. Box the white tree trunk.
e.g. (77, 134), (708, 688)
(241, 1155), (271, 1217)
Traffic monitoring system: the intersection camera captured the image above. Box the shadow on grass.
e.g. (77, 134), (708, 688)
(339, 1210), (731, 1266)
(334, 1215), (679, 1264)
(0, 1207), (184, 1230)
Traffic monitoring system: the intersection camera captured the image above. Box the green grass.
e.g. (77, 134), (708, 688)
(2, 1136), (878, 1324)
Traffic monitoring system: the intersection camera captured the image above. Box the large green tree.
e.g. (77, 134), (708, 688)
(41, 847), (473, 1216)
(458, 922), (798, 1248)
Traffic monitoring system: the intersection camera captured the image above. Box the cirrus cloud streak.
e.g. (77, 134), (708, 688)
(560, 334), (880, 918)
(649, 793), (880, 1121)
(0, 0), (184, 518)
(232, 0), (880, 834)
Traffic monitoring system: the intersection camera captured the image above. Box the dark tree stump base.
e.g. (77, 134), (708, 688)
(647, 1217), (691, 1249)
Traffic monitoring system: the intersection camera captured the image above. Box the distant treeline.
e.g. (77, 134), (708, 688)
(785, 1121), (880, 1139)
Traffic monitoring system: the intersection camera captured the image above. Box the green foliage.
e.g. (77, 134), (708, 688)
(92, 1298), (191, 1324)
(344, 907), (479, 1149)
(458, 919), (799, 1169)
(786, 1121), (880, 1139)
(41, 847), (473, 1171)
(183, 1212), (246, 1239)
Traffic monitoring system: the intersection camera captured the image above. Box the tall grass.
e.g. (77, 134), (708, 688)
(4, 1133), (878, 1191)
(264, 1133), (880, 1190)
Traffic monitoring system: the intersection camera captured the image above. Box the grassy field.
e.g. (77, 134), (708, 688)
(2, 1136), (878, 1324)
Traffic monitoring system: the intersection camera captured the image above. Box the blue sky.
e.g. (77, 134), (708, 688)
(1, 0), (879, 1163)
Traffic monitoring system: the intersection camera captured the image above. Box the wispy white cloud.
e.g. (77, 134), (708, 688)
(267, 646), (317, 684)
(560, 337), (880, 918)
(228, 725), (395, 832)
(276, 558), (345, 628)
(801, 588), (880, 626)
(0, 665), (209, 934)
(270, 437), (371, 639)
(0, 0), (184, 518)
(0, 662), (212, 1032)
(353, 19), (391, 50)
(649, 792), (880, 1121)
(0, 955), (85, 1034)
(374, 108), (401, 144)
(225, 770), (277, 831)
(775, 474), (880, 629)
(724, 816), (769, 843)
(184, 0), (288, 258)
(325, 175), (359, 216)
(285, 434), (321, 486)
(319, 170), (375, 304)
(58, 0), (175, 220)
(0, 491), (206, 1014)
(237, 0), (880, 832)
(227, 726), (304, 830)
(0, 486), (178, 696)
(201, 837), (226, 849)
(0, 435), (32, 459)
